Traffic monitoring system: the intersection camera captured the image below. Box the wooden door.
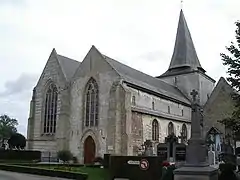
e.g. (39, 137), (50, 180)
(84, 136), (96, 164)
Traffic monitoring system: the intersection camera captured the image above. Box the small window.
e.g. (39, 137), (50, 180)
(132, 96), (136, 105)
(152, 101), (155, 110)
(152, 119), (159, 141)
(168, 106), (170, 113)
(181, 109), (184, 116)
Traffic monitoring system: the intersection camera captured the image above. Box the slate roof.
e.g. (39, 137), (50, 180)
(57, 54), (81, 81)
(160, 10), (205, 77)
(103, 55), (190, 105)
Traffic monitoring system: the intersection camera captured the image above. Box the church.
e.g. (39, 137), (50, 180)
(26, 10), (232, 163)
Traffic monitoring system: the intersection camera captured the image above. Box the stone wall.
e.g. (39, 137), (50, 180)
(68, 47), (121, 163)
(126, 86), (192, 155)
(159, 72), (215, 106)
(128, 87), (191, 120)
(69, 72), (119, 162)
(131, 112), (143, 156)
(204, 79), (235, 137)
(28, 50), (68, 153)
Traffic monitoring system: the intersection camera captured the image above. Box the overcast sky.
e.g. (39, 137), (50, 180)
(0, 0), (239, 136)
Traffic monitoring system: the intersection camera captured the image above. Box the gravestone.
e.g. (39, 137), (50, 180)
(174, 132), (187, 162)
(175, 144), (186, 162)
(157, 143), (168, 161)
(208, 150), (215, 166)
(165, 133), (178, 162)
(220, 142), (236, 165)
(143, 140), (153, 156)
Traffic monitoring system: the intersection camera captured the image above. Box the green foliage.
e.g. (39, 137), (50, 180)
(72, 156), (78, 164)
(219, 163), (238, 180)
(0, 150), (41, 161)
(57, 150), (73, 163)
(8, 133), (26, 150)
(18, 164), (106, 180)
(0, 164), (88, 180)
(161, 165), (176, 180)
(93, 157), (104, 165)
(219, 21), (240, 136)
(0, 115), (18, 144)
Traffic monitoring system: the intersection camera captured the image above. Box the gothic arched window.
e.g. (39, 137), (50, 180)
(43, 83), (58, 134)
(85, 78), (99, 127)
(152, 119), (159, 141)
(168, 122), (174, 135)
(182, 124), (188, 141)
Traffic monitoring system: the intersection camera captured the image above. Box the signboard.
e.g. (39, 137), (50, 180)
(157, 146), (168, 160)
(127, 160), (140, 165)
(109, 155), (164, 180)
(139, 159), (149, 170)
(175, 146), (186, 161)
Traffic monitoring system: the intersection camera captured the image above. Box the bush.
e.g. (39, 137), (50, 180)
(57, 150), (73, 163)
(93, 157), (104, 165)
(219, 163), (236, 172)
(0, 150), (41, 161)
(219, 163), (238, 180)
(0, 164), (88, 180)
(161, 164), (176, 180)
(8, 133), (26, 150)
(72, 156), (78, 164)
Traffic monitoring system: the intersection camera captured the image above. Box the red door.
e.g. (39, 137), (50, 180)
(84, 136), (96, 164)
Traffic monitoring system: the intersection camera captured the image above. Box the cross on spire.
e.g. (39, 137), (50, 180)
(190, 89), (198, 102)
(181, 0), (183, 9)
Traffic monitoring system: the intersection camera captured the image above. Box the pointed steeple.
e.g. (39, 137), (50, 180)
(168, 10), (205, 73)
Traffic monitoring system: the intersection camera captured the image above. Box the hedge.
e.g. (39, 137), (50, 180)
(0, 150), (41, 161)
(16, 163), (102, 168)
(0, 164), (88, 180)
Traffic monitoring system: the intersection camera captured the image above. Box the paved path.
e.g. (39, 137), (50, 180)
(0, 170), (69, 180)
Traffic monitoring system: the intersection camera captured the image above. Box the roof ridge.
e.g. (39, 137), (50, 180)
(56, 52), (81, 81)
(103, 54), (190, 104)
(102, 54), (123, 79)
(57, 54), (80, 63)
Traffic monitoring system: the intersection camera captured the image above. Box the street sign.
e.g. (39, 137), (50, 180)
(139, 159), (149, 170)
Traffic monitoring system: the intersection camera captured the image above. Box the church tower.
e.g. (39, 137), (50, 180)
(158, 10), (215, 105)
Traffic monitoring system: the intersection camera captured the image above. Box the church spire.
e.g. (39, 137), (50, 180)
(168, 10), (205, 72)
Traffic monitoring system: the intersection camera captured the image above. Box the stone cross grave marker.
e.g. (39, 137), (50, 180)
(190, 89), (198, 103)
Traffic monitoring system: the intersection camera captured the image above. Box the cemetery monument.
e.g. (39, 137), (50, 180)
(174, 90), (218, 180)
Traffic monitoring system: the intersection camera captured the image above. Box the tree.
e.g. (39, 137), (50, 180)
(218, 21), (240, 139)
(8, 133), (26, 150)
(57, 150), (73, 163)
(0, 115), (18, 147)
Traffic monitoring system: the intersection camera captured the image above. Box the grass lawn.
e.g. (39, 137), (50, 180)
(31, 165), (109, 180)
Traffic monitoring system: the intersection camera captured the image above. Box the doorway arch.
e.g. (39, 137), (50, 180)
(84, 136), (96, 164)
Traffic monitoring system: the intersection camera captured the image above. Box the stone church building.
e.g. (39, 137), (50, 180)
(26, 10), (231, 163)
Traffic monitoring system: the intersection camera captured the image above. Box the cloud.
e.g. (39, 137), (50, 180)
(0, 73), (38, 97)
(0, 73), (38, 136)
(138, 50), (169, 62)
(0, 0), (26, 7)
